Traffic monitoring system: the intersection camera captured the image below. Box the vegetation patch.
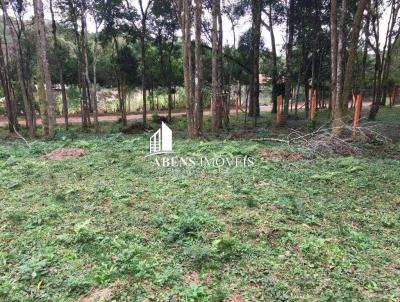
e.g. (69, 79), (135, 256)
(0, 122), (398, 300)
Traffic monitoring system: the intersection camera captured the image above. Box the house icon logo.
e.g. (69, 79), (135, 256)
(148, 122), (173, 156)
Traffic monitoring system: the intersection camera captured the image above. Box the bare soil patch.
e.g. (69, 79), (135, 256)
(79, 288), (113, 302)
(42, 148), (85, 160)
(257, 147), (305, 161)
(224, 293), (249, 302)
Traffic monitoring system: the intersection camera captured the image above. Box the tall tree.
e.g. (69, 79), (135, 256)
(217, 0), (228, 127)
(138, 0), (153, 127)
(90, 0), (101, 131)
(249, 0), (262, 122)
(339, 0), (369, 112)
(194, 0), (203, 135)
(283, 0), (294, 119)
(153, 0), (180, 121)
(1, 0), (35, 135)
(0, 34), (17, 133)
(34, 0), (56, 138)
(50, 0), (68, 129)
(336, 0), (347, 111)
(265, 3), (279, 114)
(81, 0), (93, 126)
(331, 0), (339, 130)
(368, 0), (400, 119)
(176, 0), (202, 137)
(211, 0), (222, 130)
(331, 0), (369, 135)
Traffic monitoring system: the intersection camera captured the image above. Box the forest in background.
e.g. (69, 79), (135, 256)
(0, 0), (399, 139)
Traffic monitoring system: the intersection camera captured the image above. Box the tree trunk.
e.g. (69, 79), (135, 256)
(194, 0), (203, 136)
(336, 0), (347, 111)
(268, 5), (278, 114)
(178, 0), (194, 136)
(368, 0), (400, 119)
(283, 0), (295, 119)
(217, 1), (228, 128)
(0, 33), (17, 133)
(113, 36), (126, 126)
(294, 66), (301, 116)
(330, 0), (342, 135)
(211, 0), (221, 130)
(340, 0), (369, 114)
(34, 0), (56, 138)
(166, 40), (175, 122)
(250, 0), (261, 127)
(2, 0), (35, 136)
(37, 70), (49, 136)
(50, 0), (68, 129)
(81, 1), (92, 127)
(141, 33), (147, 126)
(361, 14), (370, 88)
(92, 17), (100, 131)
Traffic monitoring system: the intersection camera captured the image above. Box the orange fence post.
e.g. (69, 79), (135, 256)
(310, 90), (317, 121)
(353, 94), (362, 137)
(276, 95), (282, 127)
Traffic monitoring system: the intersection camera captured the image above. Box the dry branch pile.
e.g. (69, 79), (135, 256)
(254, 121), (392, 157)
(291, 122), (392, 156)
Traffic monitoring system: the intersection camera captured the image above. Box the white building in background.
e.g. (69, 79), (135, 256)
(149, 122), (173, 155)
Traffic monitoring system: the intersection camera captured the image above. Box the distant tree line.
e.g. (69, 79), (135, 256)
(0, 0), (399, 138)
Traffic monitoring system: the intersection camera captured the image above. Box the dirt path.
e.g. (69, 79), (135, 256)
(2, 103), (376, 127)
(0, 105), (273, 127)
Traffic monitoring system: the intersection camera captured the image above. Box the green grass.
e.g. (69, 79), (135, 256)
(0, 109), (399, 301)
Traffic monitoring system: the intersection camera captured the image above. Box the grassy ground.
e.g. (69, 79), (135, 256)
(0, 108), (399, 301)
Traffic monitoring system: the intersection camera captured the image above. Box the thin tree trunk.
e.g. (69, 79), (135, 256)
(49, 0), (68, 129)
(361, 14), (370, 88)
(2, 0), (35, 135)
(141, 33), (147, 126)
(336, 0), (347, 110)
(194, 0), (203, 136)
(211, 0), (221, 130)
(268, 5), (278, 114)
(81, 0), (92, 126)
(178, 0), (194, 136)
(283, 0), (295, 119)
(294, 66), (301, 116)
(92, 16), (100, 131)
(331, 0), (342, 135)
(0, 32), (17, 133)
(217, 1), (228, 128)
(167, 40), (175, 121)
(250, 0), (261, 127)
(138, 0), (152, 127)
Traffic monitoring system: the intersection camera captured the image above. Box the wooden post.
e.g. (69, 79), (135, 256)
(310, 90), (317, 121)
(352, 94), (362, 137)
(276, 95), (282, 127)
(389, 89), (395, 107)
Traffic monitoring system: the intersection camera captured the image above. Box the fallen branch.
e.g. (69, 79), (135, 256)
(13, 125), (31, 148)
(251, 137), (289, 144)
